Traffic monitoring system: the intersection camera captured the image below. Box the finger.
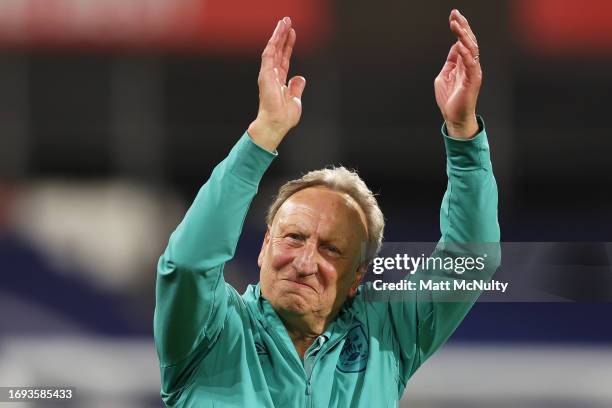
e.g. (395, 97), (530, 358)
(274, 18), (291, 72)
(458, 11), (479, 47)
(450, 18), (477, 54)
(261, 20), (283, 74)
(446, 42), (460, 63)
(455, 51), (465, 79)
(281, 84), (288, 100)
(455, 41), (481, 80)
(288, 75), (306, 100)
(450, 19), (479, 59)
(440, 42), (459, 76)
(279, 28), (296, 85)
(450, 9), (478, 48)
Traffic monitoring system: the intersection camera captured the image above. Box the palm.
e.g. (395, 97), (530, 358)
(259, 69), (301, 128)
(434, 55), (475, 123)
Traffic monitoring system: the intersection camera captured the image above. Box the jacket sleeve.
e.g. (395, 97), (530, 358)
(392, 116), (501, 385)
(154, 132), (275, 369)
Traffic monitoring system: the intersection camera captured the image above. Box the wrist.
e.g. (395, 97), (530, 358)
(445, 115), (479, 139)
(247, 118), (287, 152)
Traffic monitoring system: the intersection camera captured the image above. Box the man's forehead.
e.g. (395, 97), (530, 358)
(273, 187), (368, 236)
(280, 187), (354, 215)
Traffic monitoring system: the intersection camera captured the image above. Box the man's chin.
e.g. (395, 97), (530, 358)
(275, 292), (313, 315)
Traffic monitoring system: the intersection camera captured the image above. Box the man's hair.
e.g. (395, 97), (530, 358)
(266, 166), (385, 266)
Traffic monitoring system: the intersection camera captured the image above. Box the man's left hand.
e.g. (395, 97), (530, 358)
(434, 9), (482, 139)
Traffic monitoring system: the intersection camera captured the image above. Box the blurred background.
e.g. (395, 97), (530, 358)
(0, 0), (611, 406)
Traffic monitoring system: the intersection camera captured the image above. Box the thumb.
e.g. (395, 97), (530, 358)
(288, 76), (306, 100)
(439, 42), (460, 79)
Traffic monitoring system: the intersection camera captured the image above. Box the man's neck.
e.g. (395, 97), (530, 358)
(286, 329), (319, 358)
(278, 312), (333, 358)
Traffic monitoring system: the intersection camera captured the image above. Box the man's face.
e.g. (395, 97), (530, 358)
(258, 186), (368, 322)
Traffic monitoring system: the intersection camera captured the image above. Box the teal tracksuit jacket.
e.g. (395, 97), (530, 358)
(154, 117), (500, 407)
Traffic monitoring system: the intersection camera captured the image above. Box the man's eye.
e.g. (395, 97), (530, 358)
(325, 245), (341, 255)
(285, 233), (303, 241)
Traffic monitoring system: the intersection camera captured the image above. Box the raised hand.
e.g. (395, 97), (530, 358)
(248, 17), (306, 152)
(434, 10), (482, 139)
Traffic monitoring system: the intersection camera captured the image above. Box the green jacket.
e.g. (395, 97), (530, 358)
(154, 117), (500, 407)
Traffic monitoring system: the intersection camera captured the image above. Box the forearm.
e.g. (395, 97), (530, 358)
(416, 116), (500, 356)
(440, 115), (499, 244)
(164, 132), (275, 270)
(155, 132), (276, 365)
(394, 9), (491, 384)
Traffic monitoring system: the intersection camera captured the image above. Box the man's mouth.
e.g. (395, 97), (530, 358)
(283, 279), (316, 292)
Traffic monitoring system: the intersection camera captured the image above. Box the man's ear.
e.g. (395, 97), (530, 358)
(348, 264), (367, 298)
(258, 226), (271, 268)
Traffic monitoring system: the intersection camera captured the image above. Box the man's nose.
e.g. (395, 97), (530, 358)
(293, 241), (318, 277)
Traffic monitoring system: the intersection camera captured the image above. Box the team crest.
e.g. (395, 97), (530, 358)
(337, 324), (368, 373)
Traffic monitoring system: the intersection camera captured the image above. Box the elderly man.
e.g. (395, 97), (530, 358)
(154, 9), (499, 407)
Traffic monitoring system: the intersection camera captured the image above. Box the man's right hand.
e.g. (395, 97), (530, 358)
(248, 17), (306, 152)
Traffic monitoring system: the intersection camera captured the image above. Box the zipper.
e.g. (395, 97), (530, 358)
(265, 325), (305, 373)
(303, 344), (318, 407)
(305, 379), (313, 408)
(261, 304), (356, 408)
(304, 337), (326, 407)
(302, 329), (352, 407)
(266, 327), (313, 407)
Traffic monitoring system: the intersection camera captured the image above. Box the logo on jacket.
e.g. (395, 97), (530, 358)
(255, 342), (268, 355)
(337, 324), (368, 373)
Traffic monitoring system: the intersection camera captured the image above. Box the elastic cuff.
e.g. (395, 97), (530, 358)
(442, 116), (492, 171)
(227, 132), (277, 185)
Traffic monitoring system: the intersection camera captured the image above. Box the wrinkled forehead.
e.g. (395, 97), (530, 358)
(273, 186), (368, 239)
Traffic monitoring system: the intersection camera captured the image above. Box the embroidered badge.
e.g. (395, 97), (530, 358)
(337, 324), (368, 373)
(255, 342), (268, 355)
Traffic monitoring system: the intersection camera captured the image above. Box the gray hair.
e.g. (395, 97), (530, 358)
(266, 166), (385, 266)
